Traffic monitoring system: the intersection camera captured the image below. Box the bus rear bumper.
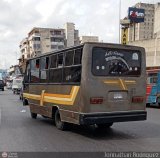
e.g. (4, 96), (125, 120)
(79, 111), (147, 125)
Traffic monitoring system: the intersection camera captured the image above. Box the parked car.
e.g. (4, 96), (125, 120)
(0, 80), (4, 91)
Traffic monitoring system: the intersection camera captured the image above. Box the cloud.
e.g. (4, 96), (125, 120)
(0, 0), (159, 69)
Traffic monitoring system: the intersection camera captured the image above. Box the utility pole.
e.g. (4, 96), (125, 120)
(119, 0), (121, 44)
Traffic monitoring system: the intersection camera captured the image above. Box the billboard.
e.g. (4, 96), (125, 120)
(121, 28), (128, 45)
(128, 7), (145, 23)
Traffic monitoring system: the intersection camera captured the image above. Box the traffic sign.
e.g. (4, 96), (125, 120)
(121, 28), (128, 45)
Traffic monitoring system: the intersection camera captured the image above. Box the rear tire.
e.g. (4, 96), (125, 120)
(97, 123), (113, 129)
(2, 88), (4, 91)
(31, 112), (37, 119)
(55, 109), (68, 130)
(23, 99), (28, 106)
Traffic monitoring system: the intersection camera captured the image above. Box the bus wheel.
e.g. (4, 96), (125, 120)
(97, 123), (113, 129)
(55, 109), (68, 131)
(31, 112), (37, 119)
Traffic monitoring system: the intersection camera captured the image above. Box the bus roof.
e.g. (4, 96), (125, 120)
(27, 42), (145, 61)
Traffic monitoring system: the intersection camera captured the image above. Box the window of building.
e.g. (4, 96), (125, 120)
(51, 45), (57, 49)
(33, 37), (40, 41)
(58, 45), (64, 50)
(54, 31), (62, 35)
(33, 44), (41, 50)
(50, 37), (64, 42)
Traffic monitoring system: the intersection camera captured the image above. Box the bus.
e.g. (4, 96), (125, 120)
(146, 67), (160, 106)
(23, 42), (147, 130)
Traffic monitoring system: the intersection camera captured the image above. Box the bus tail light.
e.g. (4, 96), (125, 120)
(132, 96), (144, 103)
(90, 97), (103, 104)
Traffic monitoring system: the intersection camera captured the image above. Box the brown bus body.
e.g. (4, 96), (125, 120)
(23, 42), (147, 130)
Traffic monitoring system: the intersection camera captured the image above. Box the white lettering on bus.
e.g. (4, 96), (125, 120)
(105, 51), (124, 57)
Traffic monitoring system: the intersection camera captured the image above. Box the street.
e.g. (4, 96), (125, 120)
(0, 89), (160, 152)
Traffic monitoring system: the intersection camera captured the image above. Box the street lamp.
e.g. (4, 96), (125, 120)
(119, 0), (121, 44)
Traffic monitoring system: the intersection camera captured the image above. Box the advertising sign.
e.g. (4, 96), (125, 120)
(121, 28), (128, 45)
(128, 7), (145, 23)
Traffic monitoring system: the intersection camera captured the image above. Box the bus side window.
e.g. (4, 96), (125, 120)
(40, 57), (49, 83)
(50, 55), (57, 68)
(65, 50), (74, 66)
(57, 53), (64, 68)
(49, 53), (63, 83)
(74, 48), (82, 65)
(63, 48), (82, 83)
(30, 59), (40, 83)
(24, 62), (30, 83)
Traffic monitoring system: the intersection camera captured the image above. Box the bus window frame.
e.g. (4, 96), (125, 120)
(26, 45), (83, 85)
(40, 56), (50, 83)
(91, 47), (142, 77)
(24, 61), (30, 83)
(30, 58), (40, 83)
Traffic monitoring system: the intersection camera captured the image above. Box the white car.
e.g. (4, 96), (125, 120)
(12, 78), (23, 94)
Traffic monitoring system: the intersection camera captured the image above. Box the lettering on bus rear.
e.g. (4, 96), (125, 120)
(92, 47), (141, 76)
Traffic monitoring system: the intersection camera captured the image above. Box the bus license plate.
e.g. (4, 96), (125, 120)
(114, 93), (123, 99)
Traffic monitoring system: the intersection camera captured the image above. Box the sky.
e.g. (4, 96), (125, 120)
(0, 0), (159, 69)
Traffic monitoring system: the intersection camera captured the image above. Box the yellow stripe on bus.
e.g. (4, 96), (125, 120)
(104, 79), (136, 90)
(23, 93), (41, 100)
(23, 86), (80, 106)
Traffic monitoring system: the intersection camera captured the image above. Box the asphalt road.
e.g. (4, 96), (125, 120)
(0, 89), (160, 152)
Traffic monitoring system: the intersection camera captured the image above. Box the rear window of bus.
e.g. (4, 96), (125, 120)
(92, 47), (141, 76)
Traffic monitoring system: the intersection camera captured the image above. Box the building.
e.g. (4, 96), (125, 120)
(127, 2), (160, 67)
(154, 3), (160, 36)
(8, 65), (21, 77)
(129, 38), (160, 66)
(28, 27), (65, 57)
(80, 36), (99, 44)
(64, 22), (79, 47)
(19, 38), (30, 59)
(128, 3), (155, 42)
(20, 23), (80, 59)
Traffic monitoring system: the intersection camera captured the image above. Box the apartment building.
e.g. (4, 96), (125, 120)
(154, 3), (160, 37)
(128, 2), (160, 66)
(64, 22), (79, 47)
(20, 23), (80, 59)
(28, 28), (65, 57)
(19, 38), (30, 59)
(129, 3), (155, 41)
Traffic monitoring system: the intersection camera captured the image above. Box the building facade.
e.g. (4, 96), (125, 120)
(129, 3), (155, 42)
(154, 3), (160, 36)
(127, 2), (160, 67)
(80, 36), (99, 44)
(28, 28), (65, 58)
(129, 39), (160, 67)
(64, 22), (79, 47)
(20, 23), (80, 59)
(19, 38), (30, 59)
